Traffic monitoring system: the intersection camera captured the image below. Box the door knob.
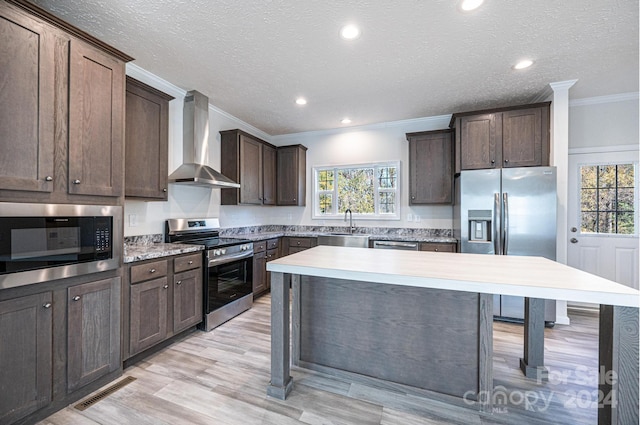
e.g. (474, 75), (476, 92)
(570, 238), (578, 244)
(570, 227), (577, 232)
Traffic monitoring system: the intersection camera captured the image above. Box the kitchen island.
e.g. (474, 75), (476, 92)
(266, 246), (639, 424)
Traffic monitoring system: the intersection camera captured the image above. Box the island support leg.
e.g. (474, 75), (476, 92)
(598, 305), (639, 425)
(267, 272), (293, 399)
(519, 297), (548, 381)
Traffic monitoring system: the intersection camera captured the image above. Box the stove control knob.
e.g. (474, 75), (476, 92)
(221, 249), (227, 255)
(240, 245), (246, 251)
(214, 249), (221, 256)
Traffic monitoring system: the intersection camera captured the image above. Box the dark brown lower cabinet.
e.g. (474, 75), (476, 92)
(126, 253), (203, 359)
(284, 237), (317, 255)
(419, 242), (457, 252)
(67, 277), (121, 392)
(129, 276), (169, 356)
(253, 250), (268, 297)
(173, 269), (203, 333)
(0, 292), (53, 424)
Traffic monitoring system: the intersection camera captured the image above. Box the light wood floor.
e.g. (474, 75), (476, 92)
(39, 296), (600, 425)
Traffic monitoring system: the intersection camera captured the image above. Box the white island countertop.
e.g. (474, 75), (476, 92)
(267, 246), (639, 308)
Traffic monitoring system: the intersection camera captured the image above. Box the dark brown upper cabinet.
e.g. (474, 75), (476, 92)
(124, 77), (174, 200)
(220, 129), (277, 205)
(406, 130), (453, 205)
(0, 1), (133, 204)
(0, 5), (55, 193)
(277, 144), (307, 206)
(451, 102), (550, 173)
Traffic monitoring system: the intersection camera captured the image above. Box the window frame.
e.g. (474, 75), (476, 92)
(312, 161), (401, 220)
(577, 160), (638, 237)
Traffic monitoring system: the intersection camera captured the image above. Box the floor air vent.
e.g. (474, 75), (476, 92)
(74, 376), (137, 411)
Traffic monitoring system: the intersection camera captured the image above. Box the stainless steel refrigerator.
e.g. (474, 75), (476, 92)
(453, 166), (557, 324)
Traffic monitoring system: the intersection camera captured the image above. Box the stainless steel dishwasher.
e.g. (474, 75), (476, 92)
(372, 240), (419, 251)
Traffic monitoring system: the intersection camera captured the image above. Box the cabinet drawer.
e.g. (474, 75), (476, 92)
(174, 253), (202, 273)
(130, 259), (167, 284)
(288, 237), (312, 248)
(254, 241), (267, 253)
(419, 243), (457, 253)
(267, 238), (280, 250)
(266, 248), (278, 261)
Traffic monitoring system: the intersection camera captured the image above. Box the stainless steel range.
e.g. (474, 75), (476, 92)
(165, 218), (253, 331)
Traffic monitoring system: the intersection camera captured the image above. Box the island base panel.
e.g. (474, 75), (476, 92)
(297, 276), (484, 398)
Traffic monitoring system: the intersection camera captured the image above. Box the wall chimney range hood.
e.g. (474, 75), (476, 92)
(168, 90), (240, 188)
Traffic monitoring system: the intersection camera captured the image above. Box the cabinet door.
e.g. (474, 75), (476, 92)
(408, 132), (453, 204)
(239, 134), (263, 204)
(67, 277), (121, 392)
(0, 292), (52, 424)
(129, 277), (168, 356)
(68, 40), (125, 197)
(0, 6), (55, 193)
(459, 114), (501, 170)
(501, 107), (546, 168)
(252, 251), (267, 296)
(262, 144), (277, 205)
(277, 145), (306, 206)
(266, 248), (279, 290)
(125, 77), (172, 199)
(173, 269), (203, 333)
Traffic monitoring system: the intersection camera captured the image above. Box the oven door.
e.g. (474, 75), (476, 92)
(205, 256), (253, 312)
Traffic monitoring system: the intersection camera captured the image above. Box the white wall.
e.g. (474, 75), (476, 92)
(267, 119), (454, 230)
(569, 93), (639, 150)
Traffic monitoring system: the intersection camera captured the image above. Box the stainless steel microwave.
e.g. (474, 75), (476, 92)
(0, 203), (122, 290)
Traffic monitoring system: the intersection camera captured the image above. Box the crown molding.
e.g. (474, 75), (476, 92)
(570, 92), (639, 107)
(272, 114), (452, 143)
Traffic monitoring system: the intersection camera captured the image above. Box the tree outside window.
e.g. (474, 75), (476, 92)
(313, 162), (399, 219)
(580, 164), (635, 234)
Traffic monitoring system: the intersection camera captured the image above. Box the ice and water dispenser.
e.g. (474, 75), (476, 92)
(468, 210), (491, 242)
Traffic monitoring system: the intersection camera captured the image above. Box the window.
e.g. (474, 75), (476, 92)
(313, 162), (400, 219)
(580, 164), (635, 234)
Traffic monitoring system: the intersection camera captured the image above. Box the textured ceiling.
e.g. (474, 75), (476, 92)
(32, 0), (639, 135)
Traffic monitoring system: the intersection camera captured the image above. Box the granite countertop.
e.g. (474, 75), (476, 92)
(123, 242), (204, 264)
(227, 231), (457, 244)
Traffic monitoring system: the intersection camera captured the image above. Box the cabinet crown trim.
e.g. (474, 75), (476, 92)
(6, 0), (134, 62)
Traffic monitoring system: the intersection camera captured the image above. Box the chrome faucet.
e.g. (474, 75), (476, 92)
(344, 208), (355, 234)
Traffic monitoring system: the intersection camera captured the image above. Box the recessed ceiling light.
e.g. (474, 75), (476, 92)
(460, 0), (484, 11)
(295, 97), (307, 105)
(340, 24), (361, 40)
(341, 118), (352, 124)
(513, 59), (534, 70)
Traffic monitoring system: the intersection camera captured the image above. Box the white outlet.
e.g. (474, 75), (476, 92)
(407, 213), (413, 222)
(129, 214), (138, 227)
(414, 215), (421, 223)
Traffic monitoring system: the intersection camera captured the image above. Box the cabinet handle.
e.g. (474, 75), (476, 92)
(163, 188), (167, 192)
(434, 248), (439, 252)
(504, 159), (509, 164)
(45, 176), (53, 181)
(188, 261), (193, 265)
(150, 268), (156, 273)
(176, 280), (182, 285)
(491, 160), (495, 164)
(293, 198), (296, 201)
(411, 196), (415, 200)
(72, 296), (81, 301)
(72, 179), (81, 184)
(163, 284), (168, 289)
(297, 241), (301, 245)
(43, 303), (52, 309)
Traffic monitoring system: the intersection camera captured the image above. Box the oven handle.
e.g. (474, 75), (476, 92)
(208, 250), (254, 267)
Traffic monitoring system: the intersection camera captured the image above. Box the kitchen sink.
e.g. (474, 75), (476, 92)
(317, 233), (370, 248)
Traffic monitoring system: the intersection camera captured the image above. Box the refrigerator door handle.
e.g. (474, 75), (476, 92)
(494, 193), (501, 255)
(503, 192), (509, 255)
